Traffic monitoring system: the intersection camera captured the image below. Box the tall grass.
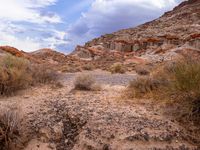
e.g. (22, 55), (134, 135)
(171, 59), (200, 94)
(169, 59), (200, 121)
(0, 55), (32, 95)
(126, 57), (200, 122)
(127, 76), (162, 98)
(0, 108), (22, 149)
(0, 54), (59, 96)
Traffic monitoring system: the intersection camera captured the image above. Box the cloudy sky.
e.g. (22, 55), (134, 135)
(0, 0), (184, 53)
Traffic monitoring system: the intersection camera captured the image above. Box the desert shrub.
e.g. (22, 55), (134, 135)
(132, 58), (200, 122)
(0, 55), (32, 95)
(61, 65), (81, 73)
(82, 64), (94, 71)
(0, 54), (59, 96)
(170, 59), (200, 94)
(135, 65), (150, 75)
(31, 64), (58, 84)
(127, 76), (163, 98)
(110, 63), (125, 74)
(167, 58), (200, 120)
(0, 108), (22, 150)
(74, 74), (100, 91)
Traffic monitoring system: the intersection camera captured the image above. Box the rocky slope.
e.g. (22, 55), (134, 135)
(0, 46), (41, 63)
(0, 47), (87, 72)
(73, 0), (200, 64)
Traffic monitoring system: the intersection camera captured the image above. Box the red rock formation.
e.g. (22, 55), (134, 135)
(0, 46), (24, 57)
(0, 46), (41, 63)
(75, 0), (200, 58)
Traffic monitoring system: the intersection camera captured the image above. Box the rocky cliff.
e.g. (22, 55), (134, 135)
(73, 0), (200, 63)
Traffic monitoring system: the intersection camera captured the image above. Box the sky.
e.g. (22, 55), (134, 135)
(0, 0), (184, 53)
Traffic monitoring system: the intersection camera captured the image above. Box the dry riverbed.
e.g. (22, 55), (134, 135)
(0, 71), (199, 150)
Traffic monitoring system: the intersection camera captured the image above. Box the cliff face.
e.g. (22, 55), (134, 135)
(73, 0), (200, 62)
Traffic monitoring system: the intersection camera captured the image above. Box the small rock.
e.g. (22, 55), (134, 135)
(24, 95), (29, 98)
(65, 139), (68, 143)
(53, 121), (64, 141)
(48, 143), (56, 149)
(103, 144), (110, 150)
(39, 127), (51, 141)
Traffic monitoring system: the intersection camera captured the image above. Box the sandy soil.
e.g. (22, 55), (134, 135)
(0, 70), (199, 150)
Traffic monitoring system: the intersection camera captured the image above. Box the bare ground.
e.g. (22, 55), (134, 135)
(0, 70), (199, 150)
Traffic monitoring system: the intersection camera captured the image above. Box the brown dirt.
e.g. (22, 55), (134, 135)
(0, 71), (199, 150)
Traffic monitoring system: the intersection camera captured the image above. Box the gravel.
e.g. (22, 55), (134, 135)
(61, 71), (136, 86)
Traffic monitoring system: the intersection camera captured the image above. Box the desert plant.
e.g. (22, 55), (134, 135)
(171, 59), (200, 94)
(167, 58), (200, 120)
(127, 76), (162, 98)
(74, 74), (100, 91)
(0, 54), (59, 96)
(82, 64), (94, 71)
(31, 64), (57, 84)
(143, 58), (200, 122)
(0, 108), (21, 150)
(110, 63), (125, 74)
(135, 65), (150, 75)
(0, 55), (32, 95)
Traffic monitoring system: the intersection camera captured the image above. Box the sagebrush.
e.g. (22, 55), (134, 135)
(0, 55), (32, 95)
(74, 74), (100, 91)
(0, 108), (22, 150)
(126, 57), (200, 123)
(110, 63), (125, 74)
(0, 54), (58, 95)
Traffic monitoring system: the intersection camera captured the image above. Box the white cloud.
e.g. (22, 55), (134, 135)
(0, 0), (61, 24)
(0, 30), (41, 51)
(0, 0), (66, 51)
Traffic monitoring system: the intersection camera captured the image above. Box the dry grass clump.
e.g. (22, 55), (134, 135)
(126, 57), (200, 124)
(167, 58), (200, 121)
(110, 63), (125, 74)
(0, 54), (59, 96)
(0, 55), (32, 95)
(60, 65), (81, 73)
(82, 64), (94, 71)
(0, 108), (22, 150)
(135, 65), (150, 75)
(31, 64), (58, 84)
(74, 74), (100, 91)
(126, 76), (165, 98)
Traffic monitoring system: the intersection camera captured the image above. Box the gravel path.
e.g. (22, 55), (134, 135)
(61, 71), (136, 86)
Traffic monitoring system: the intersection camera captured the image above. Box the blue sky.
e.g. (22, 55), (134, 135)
(0, 0), (184, 53)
